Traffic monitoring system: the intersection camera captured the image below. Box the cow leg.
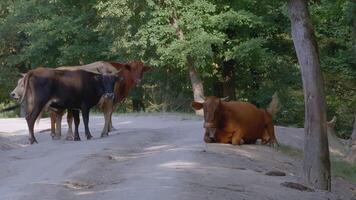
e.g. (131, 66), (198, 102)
(108, 116), (116, 132)
(26, 102), (47, 144)
(53, 111), (62, 140)
(66, 110), (74, 141)
(101, 100), (113, 137)
(50, 112), (56, 137)
(108, 103), (117, 132)
(81, 108), (92, 140)
(72, 110), (81, 141)
(231, 132), (244, 145)
(101, 111), (110, 137)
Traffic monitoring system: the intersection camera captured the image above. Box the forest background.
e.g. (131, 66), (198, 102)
(0, 0), (355, 139)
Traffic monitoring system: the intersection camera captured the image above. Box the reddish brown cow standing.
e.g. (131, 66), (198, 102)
(100, 61), (151, 135)
(191, 94), (279, 146)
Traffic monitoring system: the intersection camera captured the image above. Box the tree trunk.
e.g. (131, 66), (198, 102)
(222, 60), (236, 100)
(288, 0), (331, 191)
(351, 111), (356, 145)
(187, 56), (204, 115)
(346, 110), (356, 162)
(171, 11), (204, 115)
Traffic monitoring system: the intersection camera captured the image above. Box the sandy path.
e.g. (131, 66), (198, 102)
(0, 114), (354, 200)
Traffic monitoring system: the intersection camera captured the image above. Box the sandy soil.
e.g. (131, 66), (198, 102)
(0, 113), (355, 200)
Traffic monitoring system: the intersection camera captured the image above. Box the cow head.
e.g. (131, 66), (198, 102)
(191, 96), (229, 143)
(100, 74), (124, 100)
(125, 61), (151, 85)
(10, 75), (26, 102)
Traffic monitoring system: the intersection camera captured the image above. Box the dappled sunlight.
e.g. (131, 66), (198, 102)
(144, 144), (174, 151)
(329, 147), (346, 157)
(159, 160), (199, 169)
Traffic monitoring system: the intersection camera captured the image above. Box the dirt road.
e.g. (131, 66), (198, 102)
(0, 114), (354, 200)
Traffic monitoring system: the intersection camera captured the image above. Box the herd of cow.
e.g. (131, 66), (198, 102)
(9, 60), (280, 147)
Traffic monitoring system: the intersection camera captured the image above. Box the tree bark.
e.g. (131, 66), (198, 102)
(170, 11), (204, 115)
(346, 110), (356, 162)
(288, 0), (331, 191)
(351, 111), (356, 145)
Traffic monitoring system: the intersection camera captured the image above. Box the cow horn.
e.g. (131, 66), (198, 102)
(220, 96), (229, 101)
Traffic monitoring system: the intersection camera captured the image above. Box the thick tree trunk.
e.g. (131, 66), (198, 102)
(187, 56), (204, 115)
(222, 60), (236, 100)
(288, 0), (331, 191)
(171, 12), (204, 115)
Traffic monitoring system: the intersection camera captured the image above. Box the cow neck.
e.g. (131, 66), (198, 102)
(216, 101), (235, 134)
(115, 70), (136, 103)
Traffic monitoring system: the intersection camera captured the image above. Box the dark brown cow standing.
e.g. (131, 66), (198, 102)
(191, 94), (279, 146)
(22, 68), (122, 144)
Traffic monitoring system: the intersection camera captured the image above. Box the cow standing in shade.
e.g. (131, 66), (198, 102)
(10, 60), (150, 140)
(191, 94), (279, 146)
(21, 68), (122, 144)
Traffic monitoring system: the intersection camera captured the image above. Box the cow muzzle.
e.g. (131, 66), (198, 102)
(10, 92), (20, 101)
(204, 128), (217, 143)
(103, 93), (115, 100)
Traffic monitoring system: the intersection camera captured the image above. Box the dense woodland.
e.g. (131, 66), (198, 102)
(0, 0), (355, 138)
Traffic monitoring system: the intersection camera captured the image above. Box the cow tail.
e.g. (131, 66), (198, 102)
(35, 110), (43, 125)
(266, 92), (280, 116)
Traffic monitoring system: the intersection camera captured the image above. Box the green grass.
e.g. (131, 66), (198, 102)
(278, 144), (356, 183)
(277, 144), (303, 158)
(331, 159), (356, 183)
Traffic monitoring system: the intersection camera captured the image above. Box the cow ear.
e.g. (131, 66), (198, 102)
(191, 101), (203, 110)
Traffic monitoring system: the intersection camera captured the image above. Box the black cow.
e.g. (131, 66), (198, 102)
(22, 68), (122, 144)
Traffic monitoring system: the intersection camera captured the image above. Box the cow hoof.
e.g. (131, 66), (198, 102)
(86, 135), (93, 140)
(271, 142), (279, 148)
(29, 137), (38, 144)
(100, 133), (109, 138)
(52, 135), (61, 140)
(74, 137), (81, 141)
(108, 127), (117, 132)
(204, 136), (216, 143)
(66, 136), (74, 141)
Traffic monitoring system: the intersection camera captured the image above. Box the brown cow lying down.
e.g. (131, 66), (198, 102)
(191, 94), (279, 146)
(21, 68), (122, 144)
